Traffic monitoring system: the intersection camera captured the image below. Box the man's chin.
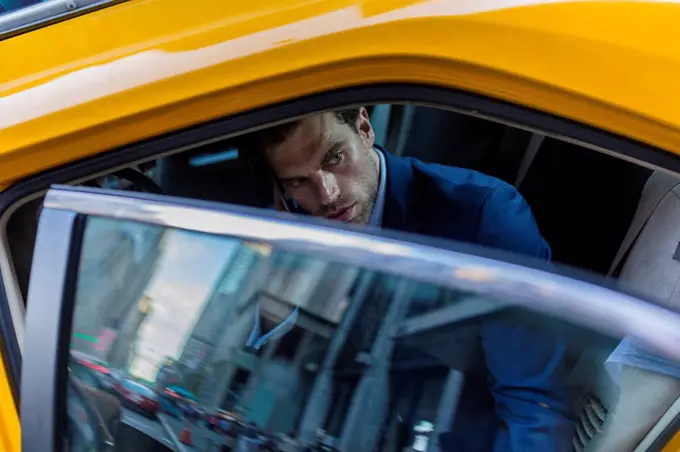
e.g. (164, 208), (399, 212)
(343, 212), (372, 226)
(347, 214), (368, 225)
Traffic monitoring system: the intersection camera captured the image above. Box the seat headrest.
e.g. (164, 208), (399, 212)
(617, 170), (680, 307)
(640, 171), (680, 206)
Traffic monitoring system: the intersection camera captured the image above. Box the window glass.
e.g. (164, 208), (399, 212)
(70, 361), (103, 389)
(122, 379), (155, 397)
(62, 216), (680, 452)
(65, 383), (99, 452)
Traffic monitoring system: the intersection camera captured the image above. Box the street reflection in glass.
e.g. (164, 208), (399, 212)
(64, 217), (680, 452)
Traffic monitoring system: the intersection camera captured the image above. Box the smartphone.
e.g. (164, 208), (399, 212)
(246, 150), (307, 214)
(273, 178), (306, 215)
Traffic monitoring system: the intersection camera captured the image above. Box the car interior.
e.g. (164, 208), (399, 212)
(6, 104), (653, 297)
(6, 102), (680, 451)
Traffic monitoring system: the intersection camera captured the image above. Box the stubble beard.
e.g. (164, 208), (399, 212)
(353, 148), (381, 225)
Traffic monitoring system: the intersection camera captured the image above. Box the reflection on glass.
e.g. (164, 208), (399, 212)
(65, 383), (98, 452)
(63, 217), (680, 452)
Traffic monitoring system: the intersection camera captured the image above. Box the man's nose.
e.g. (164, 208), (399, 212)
(312, 171), (339, 206)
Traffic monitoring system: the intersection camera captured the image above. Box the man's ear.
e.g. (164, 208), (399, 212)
(357, 107), (375, 148)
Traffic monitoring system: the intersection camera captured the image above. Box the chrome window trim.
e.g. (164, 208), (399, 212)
(0, 0), (127, 40)
(22, 207), (80, 452)
(42, 184), (680, 363)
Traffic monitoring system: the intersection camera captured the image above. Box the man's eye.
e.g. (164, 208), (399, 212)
(327, 151), (344, 165)
(288, 178), (305, 188)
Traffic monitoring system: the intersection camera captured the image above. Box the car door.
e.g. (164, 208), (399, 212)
(19, 185), (680, 452)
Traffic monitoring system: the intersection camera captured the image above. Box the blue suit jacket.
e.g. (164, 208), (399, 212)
(382, 151), (574, 452)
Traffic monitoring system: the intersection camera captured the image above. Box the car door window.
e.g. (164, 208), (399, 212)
(65, 381), (100, 452)
(20, 187), (680, 452)
(0, 101), (657, 414)
(70, 363), (102, 389)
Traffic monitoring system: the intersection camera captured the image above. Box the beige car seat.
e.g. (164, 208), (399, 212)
(580, 171), (680, 452)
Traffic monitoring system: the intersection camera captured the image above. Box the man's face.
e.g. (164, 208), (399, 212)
(265, 108), (379, 224)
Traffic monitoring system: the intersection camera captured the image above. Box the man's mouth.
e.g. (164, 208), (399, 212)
(326, 203), (356, 222)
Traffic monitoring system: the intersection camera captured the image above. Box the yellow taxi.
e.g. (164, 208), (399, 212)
(4, 1), (680, 452)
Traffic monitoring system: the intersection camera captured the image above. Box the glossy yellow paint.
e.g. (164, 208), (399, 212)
(0, 1), (679, 188)
(0, 344), (19, 452)
(665, 434), (680, 452)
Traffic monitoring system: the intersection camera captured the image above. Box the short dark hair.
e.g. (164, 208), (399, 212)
(247, 108), (362, 154)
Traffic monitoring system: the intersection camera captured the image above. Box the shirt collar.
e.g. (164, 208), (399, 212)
(368, 146), (387, 227)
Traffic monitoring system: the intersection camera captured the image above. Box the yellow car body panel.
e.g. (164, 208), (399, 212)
(1, 0), (680, 187)
(2, 1), (680, 451)
(0, 347), (19, 452)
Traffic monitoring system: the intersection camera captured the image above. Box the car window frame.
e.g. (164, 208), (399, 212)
(21, 184), (680, 452)
(0, 0), (128, 41)
(5, 83), (680, 406)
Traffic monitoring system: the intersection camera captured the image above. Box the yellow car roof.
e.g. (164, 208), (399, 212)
(1, 0), (680, 185)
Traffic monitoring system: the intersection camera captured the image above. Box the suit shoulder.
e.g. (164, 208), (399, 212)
(408, 158), (508, 206)
(400, 157), (546, 257)
(402, 158), (506, 241)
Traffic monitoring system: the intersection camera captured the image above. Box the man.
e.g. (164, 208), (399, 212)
(249, 107), (574, 451)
